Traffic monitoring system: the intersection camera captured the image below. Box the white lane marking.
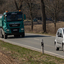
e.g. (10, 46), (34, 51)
(0, 38), (64, 59)
(45, 44), (54, 48)
(34, 38), (40, 41)
(34, 38), (43, 42)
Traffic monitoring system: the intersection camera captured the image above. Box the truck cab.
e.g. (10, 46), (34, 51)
(0, 11), (26, 39)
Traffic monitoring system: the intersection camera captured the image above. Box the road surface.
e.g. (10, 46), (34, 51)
(0, 31), (64, 59)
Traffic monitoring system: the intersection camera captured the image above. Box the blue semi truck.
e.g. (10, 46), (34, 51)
(0, 10), (26, 39)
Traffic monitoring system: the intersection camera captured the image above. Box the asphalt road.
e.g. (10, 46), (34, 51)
(0, 29), (64, 59)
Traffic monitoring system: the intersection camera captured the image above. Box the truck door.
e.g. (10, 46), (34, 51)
(3, 15), (6, 27)
(0, 15), (2, 27)
(0, 18), (2, 27)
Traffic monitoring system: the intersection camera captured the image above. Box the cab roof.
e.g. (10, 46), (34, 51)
(3, 11), (22, 15)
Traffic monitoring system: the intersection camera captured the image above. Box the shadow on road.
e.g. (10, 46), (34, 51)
(25, 35), (51, 38)
(6, 34), (51, 39)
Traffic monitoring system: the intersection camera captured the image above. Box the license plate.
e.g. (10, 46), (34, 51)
(13, 29), (18, 31)
(12, 25), (18, 27)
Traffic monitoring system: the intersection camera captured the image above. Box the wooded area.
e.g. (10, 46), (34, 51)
(0, 0), (64, 33)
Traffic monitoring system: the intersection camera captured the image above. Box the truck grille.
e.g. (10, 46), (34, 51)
(9, 24), (20, 27)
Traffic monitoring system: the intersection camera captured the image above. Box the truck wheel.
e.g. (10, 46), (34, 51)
(1, 31), (4, 38)
(22, 33), (25, 37)
(56, 47), (59, 51)
(4, 34), (7, 39)
(14, 35), (18, 37)
(2, 34), (4, 38)
(54, 42), (59, 51)
(62, 43), (64, 52)
(18, 35), (20, 37)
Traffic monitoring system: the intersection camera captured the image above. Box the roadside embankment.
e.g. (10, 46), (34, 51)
(0, 40), (64, 64)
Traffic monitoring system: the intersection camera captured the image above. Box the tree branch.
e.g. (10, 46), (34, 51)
(14, 0), (19, 10)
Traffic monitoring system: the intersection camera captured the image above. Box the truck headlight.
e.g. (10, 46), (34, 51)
(21, 28), (24, 30)
(6, 29), (9, 31)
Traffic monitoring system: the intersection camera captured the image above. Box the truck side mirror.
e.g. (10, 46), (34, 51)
(23, 14), (26, 20)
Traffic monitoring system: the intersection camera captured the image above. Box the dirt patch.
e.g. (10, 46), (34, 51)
(0, 52), (17, 64)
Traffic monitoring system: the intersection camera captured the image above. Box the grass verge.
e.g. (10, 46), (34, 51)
(0, 40), (64, 64)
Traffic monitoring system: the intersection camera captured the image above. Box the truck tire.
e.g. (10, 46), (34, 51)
(22, 32), (25, 37)
(14, 35), (20, 38)
(14, 35), (17, 37)
(54, 42), (59, 51)
(56, 47), (59, 51)
(17, 35), (20, 37)
(4, 33), (7, 39)
(1, 30), (4, 38)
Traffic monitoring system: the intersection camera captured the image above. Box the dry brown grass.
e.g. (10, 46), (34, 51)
(24, 21), (64, 35)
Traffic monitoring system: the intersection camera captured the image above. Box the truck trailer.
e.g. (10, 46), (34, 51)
(0, 11), (26, 39)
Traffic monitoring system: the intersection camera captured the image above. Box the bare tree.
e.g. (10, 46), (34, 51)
(25, 0), (36, 31)
(14, 0), (23, 10)
(26, 0), (33, 30)
(14, 0), (19, 10)
(41, 0), (46, 32)
(45, 0), (64, 33)
(0, 0), (5, 5)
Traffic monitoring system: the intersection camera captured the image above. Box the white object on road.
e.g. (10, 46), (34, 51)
(54, 28), (64, 51)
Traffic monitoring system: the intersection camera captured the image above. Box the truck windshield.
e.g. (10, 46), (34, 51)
(6, 12), (22, 21)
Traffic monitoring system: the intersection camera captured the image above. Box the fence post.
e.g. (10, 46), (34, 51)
(41, 39), (44, 54)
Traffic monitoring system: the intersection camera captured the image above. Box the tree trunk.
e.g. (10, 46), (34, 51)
(30, 9), (33, 31)
(54, 17), (57, 33)
(41, 0), (46, 32)
(54, 9), (57, 34)
(29, 1), (33, 31)
(27, 0), (33, 31)
(54, 22), (56, 34)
